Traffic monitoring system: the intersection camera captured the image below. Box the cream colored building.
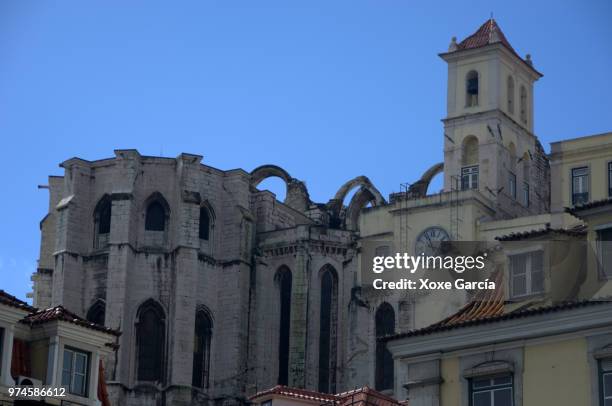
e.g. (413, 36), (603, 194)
(359, 18), (612, 406)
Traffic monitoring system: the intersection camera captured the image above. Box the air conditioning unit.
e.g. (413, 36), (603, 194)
(13, 376), (44, 400)
(16, 375), (43, 387)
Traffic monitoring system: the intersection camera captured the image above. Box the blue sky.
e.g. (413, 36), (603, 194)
(0, 1), (610, 302)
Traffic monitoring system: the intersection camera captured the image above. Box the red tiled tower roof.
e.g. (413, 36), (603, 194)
(456, 18), (516, 54)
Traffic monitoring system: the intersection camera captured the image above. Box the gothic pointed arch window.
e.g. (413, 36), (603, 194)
(136, 299), (165, 382)
(507, 76), (515, 114)
(318, 266), (338, 393)
(375, 302), (395, 391)
(145, 201), (166, 231)
(86, 299), (106, 326)
(276, 267), (292, 385)
(520, 85), (528, 124)
(199, 203), (214, 241)
(466, 70), (479, 107)
(192, 308), (213, 389)
(93, 195), (112, 249)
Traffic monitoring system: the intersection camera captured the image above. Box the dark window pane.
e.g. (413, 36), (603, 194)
(192, 310), (212, 388)
(199, 207), (210, 240)
(137, 301), (165, 381)
(277, 269), (292, 385)
(145, 202), (166, 231)
(318, 270), (337, 393)
(98, 200), (112, 234)
(604, 373), (612, 397)
(473, 392), (491, 406)
(86, 301), (105, 326)
(375, 303), (395, 390)
(493, 388), (512, 406)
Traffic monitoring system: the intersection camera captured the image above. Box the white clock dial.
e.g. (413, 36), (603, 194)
(415, 226), (451, 256)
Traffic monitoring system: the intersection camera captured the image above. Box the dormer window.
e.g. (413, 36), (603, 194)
(509, 250), (544, 298)
(466, 71), (479, 107)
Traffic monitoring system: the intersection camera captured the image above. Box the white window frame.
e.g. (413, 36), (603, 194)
(508, 249), (544, 298)
(61, 347), (89, 397)
(470, 374), (514, 406)
(572, 166), (590, 205)
(462, 165), (479, 190)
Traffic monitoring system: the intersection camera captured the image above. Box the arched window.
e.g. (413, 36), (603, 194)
(199, 206), (211, 240)
(318, 266), (338, 393)
(461, 136), (480, 190)
(136, 300), (165, 382)
(145, 201), (166, 231)
(375, 302), (395, 391)
(192, 308), (213, 389)
(86, 300), (106, 326)
(276, 267), (292, 385)
(94, 196), (112, 248)
(466, 70), (479, 107)
(520, 85), (527, 124)
(507, 76), (515, 114)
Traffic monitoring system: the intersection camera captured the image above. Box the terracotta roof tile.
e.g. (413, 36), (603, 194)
(249, 385), (339, 402)
(448, 19), (542, 76)
(21, 305), (120, 336)
(250, 385), (403, 406)
(495, 224), (587, 241)
(566, 198), (612, 217)
(381, 298), (612, 341)
(456, 19), (516, 54)
(0, 290), (35, 312)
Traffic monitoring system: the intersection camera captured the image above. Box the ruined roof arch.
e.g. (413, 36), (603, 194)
(250, 165), (293, 187)
(330, 176), (385, 215)
(407, 162), (444, 198)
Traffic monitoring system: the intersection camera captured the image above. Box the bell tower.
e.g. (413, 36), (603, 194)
(439, 19), (548, 218)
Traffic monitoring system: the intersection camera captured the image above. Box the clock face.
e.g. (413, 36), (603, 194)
(415, 227), (451, 256)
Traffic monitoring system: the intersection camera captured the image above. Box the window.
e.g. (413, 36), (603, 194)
(509, 172), (516, 199)
(136, 300), (165, 382)
(94, 196), (112, 248)
(608, 162), (612, 197)
(509, 251), (544, 297)
(462, 166), (479, 190)
(375, 303), (395, 391)
(86, 300), (105, 326)
(466, 71), (479, 107)
(522, 182), (529, 207)
(318, 267), (338, 393)
(276, 268), (292, 385)
(192, 309), (213, 388)
(61, 347), (89, 397)
(598, 228), (612, 279)
(375, 245), (390, 257)
(0, 327), (4, 377)
(507, 76), (515, 114)
(572, 167), (589, 205)
(199, 206), (211, 240)
(470, 375), (513, 406)
(519, 86), (527, 124)
(262, 401), (272, 406)
(601, 359), (612, 406)
(145, 201), (166, 231)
